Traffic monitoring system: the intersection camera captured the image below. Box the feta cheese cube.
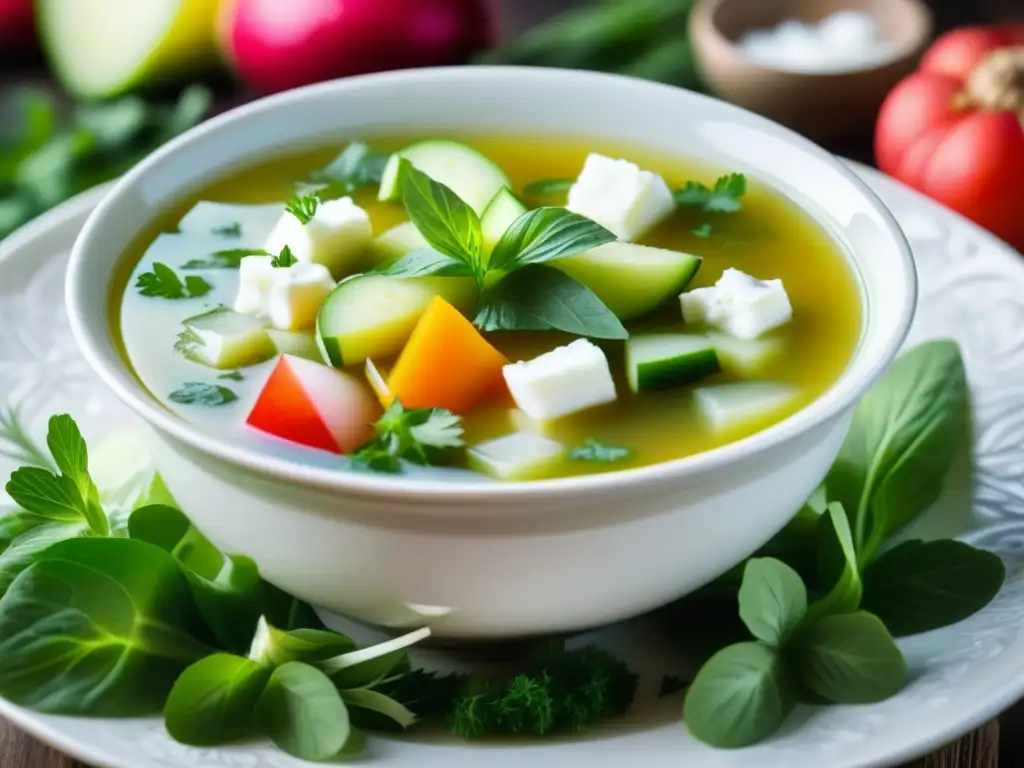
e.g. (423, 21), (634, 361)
(267, 262), (336, 331)
(680, 268), (793, 340)
(264, 197), (372, 277)
(566, 153), (675, 242)
(502, 339), (617, 421)
(468, 432), (564, 481)
(234, 255), (277, 316)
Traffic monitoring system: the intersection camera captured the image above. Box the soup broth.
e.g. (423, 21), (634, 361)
(115, 135), (861, 481)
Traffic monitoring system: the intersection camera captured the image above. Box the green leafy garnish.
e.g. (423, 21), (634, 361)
(181, 248), (268, 270)
(349, 400), (464, 473)
(691, 222), (713, 238)
(285, 194), (320, 225)
(522, 178), (574, 197)
(373, 248), (475, 278)
(737, 558), (806, 648)
(211, 222), (242, 238)
(270, 245), (297, 268)
(257, 662), (353, 761)
(674, 173), (747, 213)
(136, 262), (212, 299)
(807, 502), (861, 621)
(218, 371), (245, 382)
(487, 207), (615, 272)
(302, 141), (390, 199)
(169, 383), (238, 407)
(399, 160), (483, 274)
(569, 439), (632, 463)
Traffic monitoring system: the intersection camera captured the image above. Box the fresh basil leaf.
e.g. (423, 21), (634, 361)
(488, 207), (615, 272)
(342, 687), (418, 729)
(738, 558), (807, 648)
(373, 248), (475, 278)
(0, 522), (90, 597)
(169, 382), (238, 407)
(248, 616), (356, 667)
(399, 160), (482, 269)
(0, 537), (212, 715)
(569, 438), (632, 463)
(826, 340), (968, 560)
(807, 502), (861, 621)
(181, 248), (267, 270)
(683, 642), (794, 749)
(165, 654), (271, 746)
(522, 178), (574, 197)
(861, 539), (1005, 637)
(788, 611), (906, 704)
(474, 264), (628, 339)
(257, 662), (351, 761)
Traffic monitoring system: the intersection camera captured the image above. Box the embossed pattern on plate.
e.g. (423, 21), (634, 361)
(2, 166), (1024, 768)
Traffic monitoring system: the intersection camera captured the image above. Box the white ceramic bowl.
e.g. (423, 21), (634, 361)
(66, 67), (916, 639)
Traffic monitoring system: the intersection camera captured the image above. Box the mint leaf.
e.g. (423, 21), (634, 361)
(182, 248), (268, 270)
(285, 194), (320, 225)
(169, 383), (238, 407)
(738, 558), (807, 648)
(374, 248), (474, 279)
(211, 222), (242, 238)
(860, 539), (1005, 637)
(522, 178), (574, 197)
(569, 439), (631, 463)
(137, 263), (211, 299)
(474, 265), (628, 339)
(399, 160), (482, 271)
(807, 502), (861, 621)
(487, 207), (615, 272)
(271, 246), (297, 268)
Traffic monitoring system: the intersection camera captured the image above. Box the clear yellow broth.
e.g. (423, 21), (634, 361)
(114, 135), (862, 480)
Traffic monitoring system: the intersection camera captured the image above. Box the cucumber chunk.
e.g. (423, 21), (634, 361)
(378, 140), (512, 214)
(694, 382), (800, 432)
(626, 334), (721, 392)
(481, 187), (528, 256)
(706, 333), (784, 378)
(468, 432), (565, 481)
(316, 275), (477, 367)
(175, 307), (275, 370)
(371, 221), (429, 264)
(553, 242), (702, 321)
(267, 329), (321, 361)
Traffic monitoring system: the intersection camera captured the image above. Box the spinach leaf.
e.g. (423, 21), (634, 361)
(522, 178), (574, 197)
(257, 662), (352, 761)
(788, 611), (906, 704)
(487, 207), (615, 272)
(737, 558), (806, 648)
(474, 264), (628, 339)
(861, 539), (1005, 637)
(0, 522), (90, 597)
(164, 654), (271, 746)
(373, 248), (475, 278)
(826, 340), (967, 560)
(248, 616), (355, 667)
(806, 502), (861, 620)
(683, 642), (794, 749)
(399, 160), (482, 271)
(0, 537), (211, 715)
(0, 510), (45, 555)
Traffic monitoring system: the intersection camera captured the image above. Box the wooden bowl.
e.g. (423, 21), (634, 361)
(691, 0), (934, 141)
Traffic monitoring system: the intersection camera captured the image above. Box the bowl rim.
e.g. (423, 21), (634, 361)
(65, 65), (917, 503)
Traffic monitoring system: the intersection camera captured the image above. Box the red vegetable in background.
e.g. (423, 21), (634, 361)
(875, 26), (1024, 251)
(218, 0), (496, 94)
(0, 0), (35, 56)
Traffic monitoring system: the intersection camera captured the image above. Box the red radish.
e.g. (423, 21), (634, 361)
(217, 0), (496, 94)
(0, 0), (34, 55)
(248, 354), (380, 454)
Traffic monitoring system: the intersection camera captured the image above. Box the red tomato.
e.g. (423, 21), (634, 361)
(875, 27), (1024, 250)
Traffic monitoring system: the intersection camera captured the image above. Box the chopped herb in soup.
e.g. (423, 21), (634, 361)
(115, 136), (861, 480)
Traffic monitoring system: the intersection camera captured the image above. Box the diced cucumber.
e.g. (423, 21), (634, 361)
(378, 140), (512, 215)
(694, 382), (800, 432)
(175, 307), (275, 370)
(481, 187), (528, 256)
(706, 333), (784, 378)
(267, 329), (321, 361)
(626, 334), (721, 392)
(553, 242), (702, 321)
(316, 275), (477, 367)
(468, 432), (564, 481)
(371, 221), (429, 264)
(177, 202), (282, 245)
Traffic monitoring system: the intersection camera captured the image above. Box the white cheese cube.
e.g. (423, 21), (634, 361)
(679, 268), (793, 340)
(267, 262), (336, 331)
(264, 197), (372, 277)
(234, 255), (277, 316)
(566, 153), (675, 242)
(502, 339), (617, 421)
(468, 432), (564, 481)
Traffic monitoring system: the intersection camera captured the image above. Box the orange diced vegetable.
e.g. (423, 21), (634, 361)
(387, 296), (507, 413)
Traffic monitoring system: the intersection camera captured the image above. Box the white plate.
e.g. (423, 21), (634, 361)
(1, 164), (1024, 768)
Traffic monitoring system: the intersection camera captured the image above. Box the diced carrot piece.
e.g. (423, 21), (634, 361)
(386, 296), (508, 413)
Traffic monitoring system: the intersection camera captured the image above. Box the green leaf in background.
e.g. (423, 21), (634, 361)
(164, 654), (271, 747)
(788, 611), (906, 704)
(304, 141), (390, 198)
(400, 160), (482, 271)
(373, 248), (475, 278)
(0, 510), (45, 555)
(0, 406), (55, 470)
(807, 502), (862, 621)
(0, 522), (90, 598)
(257, 661), (352, 761)
(861, 539), (1005, 637)
(683, 642), (794, 749)
(5, 468), (88, 523)
(474, 264), (628, 339)
(826, 340), (968, 561)
(247, 616), (355, 667)
(487, 207), (616, 272)
(737, 558), (807, 648)
(0, 537), (211, 715)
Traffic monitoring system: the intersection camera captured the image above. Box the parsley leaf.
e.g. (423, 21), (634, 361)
(285, 194), (320, 225)
(488, 207), (615, 272)
(136, 263), (212, 299)
(349, 400), (464, 473)
(303, 141), (390, 199)
(181, 248), (269, 270)
(522, 178), (574, 198)
(271, 245), (297, 268)
(211, 221), (242, 238)
(168, 383), (238, 407)
(569, 439), (632, 463)
(399, 160), (482, 276)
